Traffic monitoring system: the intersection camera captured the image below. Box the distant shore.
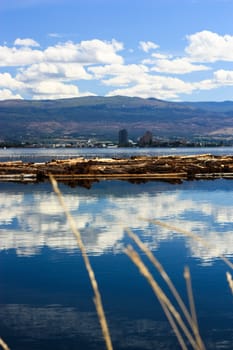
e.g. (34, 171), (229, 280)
(0, 154), (233, 186)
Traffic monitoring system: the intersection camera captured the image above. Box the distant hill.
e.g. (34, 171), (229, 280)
(0, 96), (233, 143)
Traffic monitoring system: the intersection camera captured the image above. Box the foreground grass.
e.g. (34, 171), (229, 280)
(1, 177), (232, 350)
(49, 176), (226, 350)
(50, 175), (113, 350)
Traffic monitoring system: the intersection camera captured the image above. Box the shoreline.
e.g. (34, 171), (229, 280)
(0, 153), (233, 185)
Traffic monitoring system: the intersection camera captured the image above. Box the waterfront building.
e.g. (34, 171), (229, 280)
(118, 129), (129, 146)
(139, 131), (153, 146)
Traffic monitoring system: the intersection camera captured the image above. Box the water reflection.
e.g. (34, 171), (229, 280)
(1, 146), (233, 162)
(0, 180), (232, 264)
(0, 303), (182, 349)
(1, 180), (233, 349)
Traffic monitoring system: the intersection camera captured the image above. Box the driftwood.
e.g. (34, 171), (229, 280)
(0, 154), (233, 185)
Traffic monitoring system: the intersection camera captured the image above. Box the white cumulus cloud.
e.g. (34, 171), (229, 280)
(0, 72), (24, 89)
(14, 38), (40, 47)
(30, 80), (94, 99)
(17, 62), (92, 82)
(139, 41), (159, 52)
(0, 89), (22, 100)
(0, 39), (124, 67)
(142, 53), (172, 64)
(150, 57), (210, 74)
(186, 30), (233, 62)
(1, 31), (233, 100)
(89, 63), (149, 86)
(213, 69), (233, 85)
(107, 74), (195, 100)
(0, 45), (44, 67)
(194, 69), (233, 91)
(44, 39), (124, 65)
(0, 37), (124, 99)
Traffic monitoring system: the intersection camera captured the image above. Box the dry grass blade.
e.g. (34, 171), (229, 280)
(0, 338), (10, 350)
(126, 228), (199, 332)
(184, 267), (205, 350)
(126, 228), (205, 349)
(149, 220), (233, 270)
(125, 245), (202, 350)
(156, 294), (188, 350)
(226, 272), (233, 294)
(50, 175), (113, 350)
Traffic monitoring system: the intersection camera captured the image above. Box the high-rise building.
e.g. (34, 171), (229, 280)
(118, 129), (129, 146)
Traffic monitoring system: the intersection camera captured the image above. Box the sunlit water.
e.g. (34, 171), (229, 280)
(0, 146), (233, 162)
(0, 148), (233, 349)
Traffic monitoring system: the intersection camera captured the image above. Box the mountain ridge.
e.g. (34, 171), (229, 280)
(0, 96), (233, 143)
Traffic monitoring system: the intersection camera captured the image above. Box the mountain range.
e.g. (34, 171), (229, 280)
(0, 96), (233, 143)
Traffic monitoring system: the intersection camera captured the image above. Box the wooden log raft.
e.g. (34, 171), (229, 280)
(0, 154), (233, 184)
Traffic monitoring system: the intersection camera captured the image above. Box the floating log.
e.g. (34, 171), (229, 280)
(0, 154), (233, 184)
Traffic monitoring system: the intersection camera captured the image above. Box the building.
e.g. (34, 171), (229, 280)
(139, 131), (153, 146)
(118, 129), (129, 147)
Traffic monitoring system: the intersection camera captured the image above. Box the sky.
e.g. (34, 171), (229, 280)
(1, 0), (233, 101)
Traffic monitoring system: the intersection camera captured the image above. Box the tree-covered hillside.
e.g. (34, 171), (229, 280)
(0, 96), (233, 143)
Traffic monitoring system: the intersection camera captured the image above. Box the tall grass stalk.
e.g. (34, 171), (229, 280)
(148, 220), (233, 270)
(0, 338), (10, 350)
(149, 220), (233, 295)
(50, 175), (113, 350)
(126, 229), (200, 330)
(226, 272), (233, 294)
(49, 178), (231, 350)
(125, 228), (205, 349)
(184, 267), (203, 349)
(125, 245), (205, 350)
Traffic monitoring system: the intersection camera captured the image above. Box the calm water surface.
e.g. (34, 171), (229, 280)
(0, 146), (233, 162)
(0, 148), (233, 349)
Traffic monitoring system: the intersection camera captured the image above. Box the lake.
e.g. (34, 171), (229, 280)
(0, 148), (233, 349)
(1, 146), (233, 162)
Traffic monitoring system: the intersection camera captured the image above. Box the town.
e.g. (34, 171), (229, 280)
(1, 128), (233, 149)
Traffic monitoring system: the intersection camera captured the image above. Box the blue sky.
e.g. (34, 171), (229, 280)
(1, 0), (233, 101)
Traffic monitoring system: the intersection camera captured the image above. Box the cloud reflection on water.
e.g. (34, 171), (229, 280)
(0, 181), (232, 264)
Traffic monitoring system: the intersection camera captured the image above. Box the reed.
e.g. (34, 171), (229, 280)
(148, 220), (233, 271)
(184, 267), (203, 349)
(50, 175), (113, 350)
(0, 338), (10, 350)
(147, 220), (233, 295)
(226, 272), (233, 294)
(45, 179), (231, 350)
(50, 177), (207, 349)
(125, 229), (205, 350)
(126, 228), (200, 331)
